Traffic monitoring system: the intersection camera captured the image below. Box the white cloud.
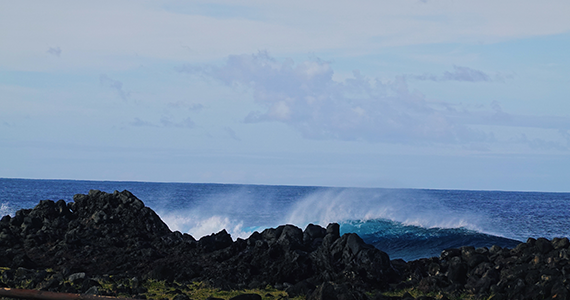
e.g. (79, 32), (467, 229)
(180, 52), (570, 150)
(181, 52), (494, 144)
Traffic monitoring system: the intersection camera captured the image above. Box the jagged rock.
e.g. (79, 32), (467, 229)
(199, 230), (233, 252)
(3, 190), (570, 300)
(0, 190), (193, 276)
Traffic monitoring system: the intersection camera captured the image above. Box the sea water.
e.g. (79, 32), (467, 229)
(1, 178), (569, 261)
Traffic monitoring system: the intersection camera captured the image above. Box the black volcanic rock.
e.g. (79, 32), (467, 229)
(3, 189), (570, 300)
(392, 237), (570, 299)
(0, 190), (188, 276)
(0, 190), (399, 291)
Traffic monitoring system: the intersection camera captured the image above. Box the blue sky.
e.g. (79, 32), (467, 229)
(1, 0), (570, 192)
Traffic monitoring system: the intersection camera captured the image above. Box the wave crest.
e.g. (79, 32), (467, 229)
(285, 188), (483, 231)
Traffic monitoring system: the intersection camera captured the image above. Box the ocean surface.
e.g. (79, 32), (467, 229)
(1, 178), (569, 261)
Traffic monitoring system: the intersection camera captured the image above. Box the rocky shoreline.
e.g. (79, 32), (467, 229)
(1, 190), (569, 300)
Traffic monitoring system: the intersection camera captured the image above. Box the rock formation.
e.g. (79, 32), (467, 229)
(1, 190), (569, 300)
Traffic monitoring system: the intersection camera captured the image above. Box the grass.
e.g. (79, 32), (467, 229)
(125, 279), (302, 300)
(0, 267), (303, 300)
(2, 267), (498, 300)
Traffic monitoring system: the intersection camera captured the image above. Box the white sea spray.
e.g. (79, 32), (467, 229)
(0, 202), (14, 217)
(285, 188), (484, 232)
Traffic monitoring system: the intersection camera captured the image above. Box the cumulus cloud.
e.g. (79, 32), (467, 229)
(47, 46), (61, 57)
(99, 74), (129, 100)
(179, 51), (492, 145)
(178, 52), (570, 150)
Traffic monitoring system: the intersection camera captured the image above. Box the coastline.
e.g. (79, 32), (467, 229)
(1, 190), (568, 300)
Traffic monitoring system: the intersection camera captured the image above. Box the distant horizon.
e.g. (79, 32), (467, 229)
(2, 177), (569, 194)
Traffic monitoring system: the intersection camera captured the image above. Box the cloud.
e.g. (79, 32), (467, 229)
(189, 103), (205, 111)
(443, 66), (491, 82)
(130, 116), (195, 128)
(130, 118), (157, 127)
(160, 116), (195, 128)
(46, 46), (62, 57)
(99, 74), (129, 100)
(180, 52), (570, 149)
(180, 51), (495, 145)
(167, 101), (204, 112)
(224, 127), (241, 141)
(413, 65), (495, 82)
(517, 134), (568, 151)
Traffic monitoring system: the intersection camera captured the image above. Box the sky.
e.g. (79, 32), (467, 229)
(1, 0), (570, 192)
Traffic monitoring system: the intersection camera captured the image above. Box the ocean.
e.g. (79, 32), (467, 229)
(1, 178), (569, 261)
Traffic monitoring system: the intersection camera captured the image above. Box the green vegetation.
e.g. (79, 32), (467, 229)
(0, 267), (500, 300)
(103, 278), (302, 300)
(0, 267), (303, 300)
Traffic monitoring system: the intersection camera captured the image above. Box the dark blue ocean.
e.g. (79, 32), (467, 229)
(1, 178), (569, 261)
